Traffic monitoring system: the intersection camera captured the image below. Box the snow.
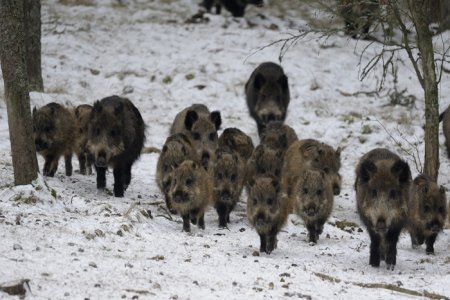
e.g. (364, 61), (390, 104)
(0, 0), (449, 299)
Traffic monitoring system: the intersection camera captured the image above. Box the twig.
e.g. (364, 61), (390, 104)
(123, 202), (137, 219)
(336, 89), (380, 97)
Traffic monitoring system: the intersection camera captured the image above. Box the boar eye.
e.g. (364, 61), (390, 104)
(323, 167), (329, 174)
(438, 207), (445, 214)
(316, 189), (323, 197)
(267, 198), (274, 205)
(423, 205), (430, 213)
(209, 133), (216, 141)
(192, 132), (200, 140)
(231, 174), (237, 182)
(163, 164), (169, 172)
(253, 198), (257, 206)
(303, 188), (308, 194)
(110, 129), (117, 137)
(371, 189), (377, 198)
(186, 178), (193, 186)
(389, 189), (397, 199)
(44, 126), (51, 133)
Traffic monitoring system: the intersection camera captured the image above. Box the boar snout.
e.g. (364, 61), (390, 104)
(35, 139), (48, 151)
(201, 151), (210, 170)
(95, 151), (107, 168)
(305, 205), (317, 217)
(255, 212), (267, 227)
(375, 218), (387, 233)
(427, 220), (442, 233)
(332, 183), (340, 195)
(221, 190), (231, 202)
(173, 191), (188, 203)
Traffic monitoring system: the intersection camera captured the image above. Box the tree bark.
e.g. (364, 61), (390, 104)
(0, 0), (39, 185)
(408, 0), (440, 181)
(23, 0), (43, 92)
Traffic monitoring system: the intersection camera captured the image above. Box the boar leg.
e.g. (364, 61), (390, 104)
(425, 234), (437, 255)
(86, 154), (94, 175)
(124, 162), (132, 189)
(78, 154), (86, 175)
(385, 228), (401, 270)
(259, 233), (267, 253)
(190, 208), (199, 225)
(95, 166), (106, 189)
(368, 229), (381, 267)
(47, 156), (59, 177)
(307, 223), (318, 244)
(198, 214), (205, 230)
(182, 214), (191, 232)
(43, 156), (53, 176)
(64, 153), (73, 176)
(410, 231), (424, 249)
(266, 229), (278, 254)
(113, 166), (125, 197)
(216, 203), (228, 228)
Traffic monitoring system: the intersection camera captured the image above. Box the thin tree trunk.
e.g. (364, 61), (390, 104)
(23, 0), (43, 92)
(408, 0), (440, 181)
(0, 0), (39, 185)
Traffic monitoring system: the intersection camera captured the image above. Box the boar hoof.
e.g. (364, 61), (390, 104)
(386, 264), (395, 271)
(308, 241), (317, 246)
(426, 249), (435, 255)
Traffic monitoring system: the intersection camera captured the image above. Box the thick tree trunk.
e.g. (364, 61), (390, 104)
(408, 0), (440, 181)
(23, 0), (43, 92)
(0, 0), (39, 185)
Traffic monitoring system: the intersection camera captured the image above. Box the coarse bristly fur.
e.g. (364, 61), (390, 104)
(259, 121), (298, 154)
(170, 104), (221, 171)
(282, 139), (342, 199)
(291, 169), (334, 244)
(247, 176), (289, 254)
(245, 144), (283, 189)
(218, 127), (254, 162)
(87, 95), (145, 197)
(74, 104), (94, 175)
(167, 160), (213, 232)
(33, 102), (77, 177)
(355, 148), (411, 270)
(156, 133), (198, 214)
(407, 174), (447, 254)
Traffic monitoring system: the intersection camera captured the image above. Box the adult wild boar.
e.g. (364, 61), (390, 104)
(87, 96), (145, 197)
(202, 0), (263, 17)
(355, 148), (411, 270)
(245, 62), (290, 136)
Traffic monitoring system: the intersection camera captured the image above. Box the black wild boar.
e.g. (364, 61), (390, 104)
(355, 148), (411, 270)
(212, 149), (245, 228)
(33, 103), (77, 177)
(87, 96), (145, 197)
(74, 104), (94, 175)
(245, 62), (290, 136)
(156, 133), (198, 213)
(339, 0), (379, 38)
(167, 160), (213, 232)
(246, 144), (283, 185)
(291, 169), (334, 244)
(282, 139), (342, 197)
(408, 175), (447, 254)
(439, 105), (450, 158)
(260, 121), (298, 154)
(202, 0), (263, 17)
(171, 104), (221, 170)
(218, 127), (254, 162)
(247, 176), (289, 254)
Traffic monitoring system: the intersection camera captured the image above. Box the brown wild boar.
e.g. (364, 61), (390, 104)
(170, 104), (221, 170)
(355, 148), (411, 270)
(212, 149), (245, 227)
(246, 144), (283, 184)
(260, 121), (298, 154)
(167, 160), (213, 232)
(439, 105), (450, 158)
(218, 127), (254, 162)
(408, 174), (447, 254)
(87, 96), (145, 197)
(247, 176), (289, 254)
(291, 169), (334, 244)
(33, 103), (77, 177)
(282, 139), (342, 197)
(339, 0), (379, 38)
(156, 133), (198, 213)
(74, 104), (94, 175)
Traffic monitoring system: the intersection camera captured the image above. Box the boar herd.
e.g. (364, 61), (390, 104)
(31, 62), (448, 270)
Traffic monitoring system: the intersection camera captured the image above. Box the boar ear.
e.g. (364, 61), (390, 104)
(184, 110), (198, 131)
(33, 106), (37, 114)
(359, 160), (376, 183)
(277, 74), (289, 92)
(93, 100), (102, 113)
(114, 102), (124, 115)
(278, 133), (287, 150)
(439, 185), (446, 196)
(75, 106), (81, 118)
(391, 159), (411, 186)
(335, 147), (342, 159)
(254, 73), (266, 90)
(210, 111), (222, 131)
(272, 178), (280, 193)
(413, 174), (429, 193)
(162, 145), (168, 153)
(248, 178), (256, 187)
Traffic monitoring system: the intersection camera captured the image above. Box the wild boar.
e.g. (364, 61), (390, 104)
(355, 148), (411, 270)
(260, 121), (298, 154)
(202, 0), (263, 17)
(74, 104), (93, 175)
(339, 0), (379, 38)
(218, 127), (254, 162)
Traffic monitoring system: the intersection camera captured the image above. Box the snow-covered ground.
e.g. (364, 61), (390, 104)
(0, 0), (449, 298)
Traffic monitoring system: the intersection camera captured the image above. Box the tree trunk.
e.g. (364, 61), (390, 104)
(23, 0), (43, 92)
(408, 0), (440, 181)
(0, 0), (39, 185)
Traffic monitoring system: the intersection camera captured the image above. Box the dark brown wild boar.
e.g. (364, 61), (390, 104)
(33, 102), (76, 177)
(408, 175), (447, 254)
(245, 62), (290, 136)
(246, 144), (283, 185)
(156, 133), (198, 213)
(202, 0), (263, 17)
(74, 104), (94, 175)
(87, 96), (145, 197)
(171, 104), (221, 170)
(260, 121), (298, 154)
(167, 160), (213, 232)
(218, 127), (254, 162)
(212, 149), (245, 228)
(282, 139), (342, 197)
(355, 148), (411, 270)
(247, 176), (289, 254)
(291, 169), (334, 244)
